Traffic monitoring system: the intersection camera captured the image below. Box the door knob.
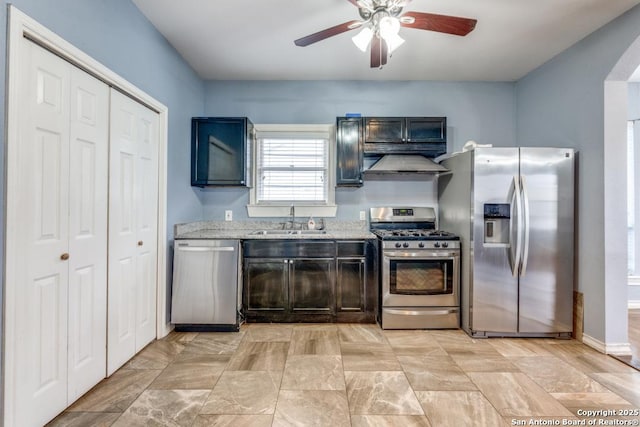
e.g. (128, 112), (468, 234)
(60, 253), (70, 261)
(138, 241), (144, 246)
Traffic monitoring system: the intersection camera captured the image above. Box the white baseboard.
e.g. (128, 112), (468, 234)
(629, 300), (640, 309)
(582, 333), (632, 356)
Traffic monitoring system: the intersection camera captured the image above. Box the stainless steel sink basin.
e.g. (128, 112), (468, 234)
(250, 229), (327, 236)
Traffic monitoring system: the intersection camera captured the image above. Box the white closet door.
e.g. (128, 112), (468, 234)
(134, 102), (159, 350)
(67, 66), (109, 403)
(108, 89), (159, 374)
(14, 39), (71, 427)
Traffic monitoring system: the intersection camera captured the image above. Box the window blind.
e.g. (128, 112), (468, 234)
(256, 135), (328, 203)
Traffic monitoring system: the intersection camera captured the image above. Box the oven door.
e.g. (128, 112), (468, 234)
(382, 250), (459, 307)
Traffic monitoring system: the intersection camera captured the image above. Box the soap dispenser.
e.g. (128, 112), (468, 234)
(307, 216), (316, 230)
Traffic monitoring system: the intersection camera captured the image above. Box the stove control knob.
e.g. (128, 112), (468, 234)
(418, 242), (425, 248)
(402, 242), (409, 248)
(442, 242), (449, 248)
(434, 242), (441, 248)
(395, 242), (402, 248)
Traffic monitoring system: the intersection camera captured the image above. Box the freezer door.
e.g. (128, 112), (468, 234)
(471, 148), (520, 333)
(518, 148), (574, 333)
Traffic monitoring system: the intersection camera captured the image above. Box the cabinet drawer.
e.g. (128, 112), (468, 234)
(244, 240), (336, 258)
(337, 241), (366, 257)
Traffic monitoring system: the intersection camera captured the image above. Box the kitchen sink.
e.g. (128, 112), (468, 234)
(250, 229), (327, 236)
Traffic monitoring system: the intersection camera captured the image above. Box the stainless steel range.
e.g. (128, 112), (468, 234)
(370, 207), (460, 329)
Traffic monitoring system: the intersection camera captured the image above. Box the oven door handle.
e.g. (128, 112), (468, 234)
(383, 251), (459, 259)
(384, 308), (458, 316)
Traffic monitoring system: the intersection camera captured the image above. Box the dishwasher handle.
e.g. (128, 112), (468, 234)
(177, 246), (235, 252)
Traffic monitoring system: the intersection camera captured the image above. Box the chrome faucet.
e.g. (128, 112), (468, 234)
(289, 204), (295, 229)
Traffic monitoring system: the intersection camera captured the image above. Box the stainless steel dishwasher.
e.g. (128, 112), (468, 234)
(171, 239), (241, 331)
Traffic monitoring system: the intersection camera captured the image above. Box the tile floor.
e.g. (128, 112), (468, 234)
(613, 308), (640, 370)
(49, 324), (640, 427)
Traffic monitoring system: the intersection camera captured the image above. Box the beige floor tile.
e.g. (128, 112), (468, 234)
(338, 324), (388, 344)
(149, 361), (226, 389)
(451, 354), (520, 372)
(345, 371), (424, 415)
(272, 390), (350, 427)
(590, 373), (640, 406)
(111, 389), (209, 427)
(415, 391), (508, 427)
(46, 412), (121, 427)
(288, 329), (341, 355)
(281, 355), (345, 390)
(226, 341), (289, 371)
(201, 371), (282, 415)
(193, 414), (273, 427)
(124, 340), (185, 369)
(545, 344), (637, 374)
(181, 332), (245, 355)
(468, 372), (575, 417)
(341, 342), (402, 371)
(244, 324), (293, 342)
(438, 339), (502, 357)
(67, 369), (161, 412)
(488, 338), (554, 357)
(351, 415), (432, 427)
(383, 330), (448, 356)
(550, 392), (633, 407)
(162, 331), (199, 344)
(512, 356), (609, 393)
(398, 355), (477, 391)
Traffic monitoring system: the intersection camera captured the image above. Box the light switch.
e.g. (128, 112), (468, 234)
(225, 210), (233, 221)
(359, 210), (366, 221)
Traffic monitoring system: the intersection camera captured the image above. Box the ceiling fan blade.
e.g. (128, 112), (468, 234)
(345, 0), (359, 6)
(400, 11), (477, 36)
(371, 36), (381, 68)
(294, 20), (362, 47)
(370, 36), (389, 68)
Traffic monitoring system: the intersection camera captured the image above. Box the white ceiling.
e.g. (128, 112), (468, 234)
(131, 0), (640, 82)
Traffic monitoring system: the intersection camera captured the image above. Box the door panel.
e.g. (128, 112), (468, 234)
(15, 38), (70, 427)
(518, 148), (574, 333)
(67, 66), (108, 403)
(471, 148), (520, 333)
(108, 89), (159, 373)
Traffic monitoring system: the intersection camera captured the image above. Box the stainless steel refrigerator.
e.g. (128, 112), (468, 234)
(438, 147), (575, 337)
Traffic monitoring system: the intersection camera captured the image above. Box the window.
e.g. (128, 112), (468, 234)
(248, 124), (337, 217)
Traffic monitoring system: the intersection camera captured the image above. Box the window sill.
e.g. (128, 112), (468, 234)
(246, 204), (337, 218)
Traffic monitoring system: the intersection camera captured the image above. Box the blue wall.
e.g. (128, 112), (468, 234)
(516, 5), (640, 342)
(201, 80), (516, 220)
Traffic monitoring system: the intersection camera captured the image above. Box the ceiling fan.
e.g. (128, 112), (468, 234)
(294, 0), (477, 68)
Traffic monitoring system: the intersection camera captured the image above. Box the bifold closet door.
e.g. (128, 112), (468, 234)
(12, 38), (108, 427)
(108, 89), (159, 375)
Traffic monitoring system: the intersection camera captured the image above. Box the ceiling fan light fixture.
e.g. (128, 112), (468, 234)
(384, 32), (405, 54)
(378, 15), (401, 39)
(352, 26), (373, 52)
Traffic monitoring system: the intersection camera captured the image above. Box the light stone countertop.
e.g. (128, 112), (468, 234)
(174, 220), (376, 240)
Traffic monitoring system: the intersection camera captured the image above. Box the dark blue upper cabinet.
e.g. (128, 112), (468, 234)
(363, 117), (446, 157)
(191, 117), (253, 187)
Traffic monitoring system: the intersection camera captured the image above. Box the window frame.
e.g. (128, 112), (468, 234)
(247, 124), (337, 217)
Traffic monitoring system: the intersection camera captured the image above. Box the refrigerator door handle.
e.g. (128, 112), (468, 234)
(509, 175), (523, 277)
(520, 175), (530, 277)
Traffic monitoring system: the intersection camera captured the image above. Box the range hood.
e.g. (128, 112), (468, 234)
(364, 154), (448, 174)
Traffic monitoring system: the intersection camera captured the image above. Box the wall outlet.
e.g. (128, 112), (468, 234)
(359, 210), (366, 221)
(225, 210), (233, 221)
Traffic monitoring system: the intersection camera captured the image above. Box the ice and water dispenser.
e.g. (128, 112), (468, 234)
(483, 203), (510, 245)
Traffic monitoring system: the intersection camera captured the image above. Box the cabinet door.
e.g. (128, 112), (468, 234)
(336, 117), (363, 187)
(244, 259), (288, 311)
(290, 259), (334, 312)
(191, 117), (249, 186)
(405, 117), (446, 143)
(364, 117), (404, 143)
(337, 258), (365, 312)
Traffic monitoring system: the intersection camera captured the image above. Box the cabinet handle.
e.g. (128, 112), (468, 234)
(138, 241), (144, 246)
(60, 253), (69, 261)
